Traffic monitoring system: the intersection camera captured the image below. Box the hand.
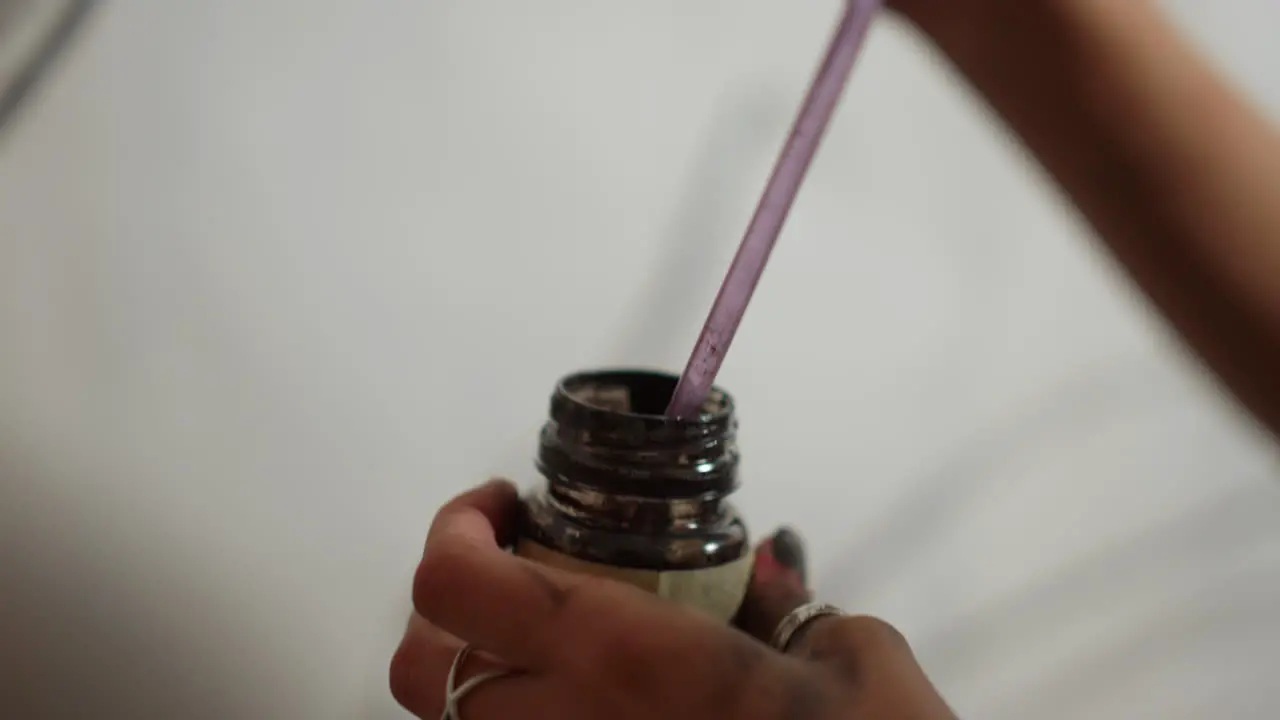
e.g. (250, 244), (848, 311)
(881, 0), (995, 36)
(391, 480), (956, 720)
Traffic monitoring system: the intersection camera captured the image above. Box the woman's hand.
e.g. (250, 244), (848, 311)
(390, 480), (955, 720)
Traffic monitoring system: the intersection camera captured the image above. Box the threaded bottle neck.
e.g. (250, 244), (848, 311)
(537, 369), (739, 502)
(522, 369), (748, 569)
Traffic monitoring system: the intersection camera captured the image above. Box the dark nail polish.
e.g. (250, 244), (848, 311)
(771, 527), (807, 584)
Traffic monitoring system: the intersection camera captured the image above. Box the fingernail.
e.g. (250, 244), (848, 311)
(771, 527), (807, 585)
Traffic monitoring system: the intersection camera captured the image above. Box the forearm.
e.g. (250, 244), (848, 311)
(901, 0), (1280, 433)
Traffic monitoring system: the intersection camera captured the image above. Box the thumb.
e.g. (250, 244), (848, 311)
(734, 527), (811, 642)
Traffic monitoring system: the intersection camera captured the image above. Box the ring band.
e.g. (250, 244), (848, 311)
(769, 602), (845, 653)
(441, 644), (517, 720)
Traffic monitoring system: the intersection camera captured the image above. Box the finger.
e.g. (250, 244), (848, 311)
(414, 480), (581, 667)
(424, 478), (521, 550)
(735, 527), (812, 643)
(389, 613), (547, 720)
(789, 614), (955, 717)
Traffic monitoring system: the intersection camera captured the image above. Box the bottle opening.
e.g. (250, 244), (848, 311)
(558, 369), (731, 427)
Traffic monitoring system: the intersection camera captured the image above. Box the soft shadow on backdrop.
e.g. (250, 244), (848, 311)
(2, 1), (1279, 718)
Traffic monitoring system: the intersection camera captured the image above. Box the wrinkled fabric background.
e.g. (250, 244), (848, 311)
(1, 2), (1278, 718)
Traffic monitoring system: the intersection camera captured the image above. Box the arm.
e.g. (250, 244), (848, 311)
(897, 0), (1280, 434)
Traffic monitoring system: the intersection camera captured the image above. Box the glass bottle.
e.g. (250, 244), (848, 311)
(516, 368), (752, 623)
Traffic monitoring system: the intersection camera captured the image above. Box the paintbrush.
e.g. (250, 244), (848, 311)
(665, 0), (884, 417)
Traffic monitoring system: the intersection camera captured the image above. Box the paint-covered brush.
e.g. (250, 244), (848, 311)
(665, 0), (883, 418)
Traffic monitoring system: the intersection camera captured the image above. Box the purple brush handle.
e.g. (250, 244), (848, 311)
(665, 0), (883, 417)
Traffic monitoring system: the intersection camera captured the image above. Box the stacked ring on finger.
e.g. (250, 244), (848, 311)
(769, 602), (846, 653)
(390, 613), (541, 720)
(440, 645), (521, 720)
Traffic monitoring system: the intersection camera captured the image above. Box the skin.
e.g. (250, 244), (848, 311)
(897, 0), (1280, 434)
(393, 1), (1280, 717)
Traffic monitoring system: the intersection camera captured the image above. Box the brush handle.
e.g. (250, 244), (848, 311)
(665, 0), (883, 418)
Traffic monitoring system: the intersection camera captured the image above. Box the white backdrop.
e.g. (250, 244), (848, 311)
(2, 1), (1279, 718)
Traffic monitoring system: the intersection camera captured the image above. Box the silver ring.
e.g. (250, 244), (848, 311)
(441, 644), (517, 720)
(769, 602), (845, 653)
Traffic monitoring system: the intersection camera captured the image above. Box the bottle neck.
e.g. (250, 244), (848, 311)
(537, 369), (739, 499)
(523, 369), (747, 570)
(541, 476), (726, 535)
